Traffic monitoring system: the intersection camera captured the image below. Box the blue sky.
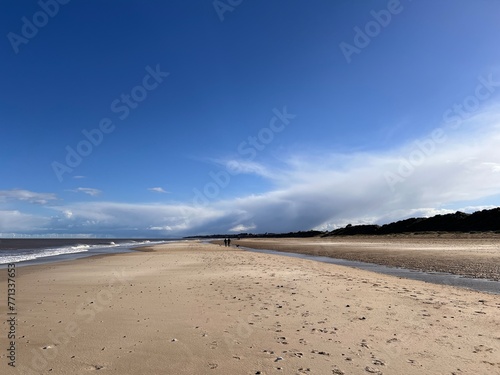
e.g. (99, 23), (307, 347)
(1, 0), (500, 237)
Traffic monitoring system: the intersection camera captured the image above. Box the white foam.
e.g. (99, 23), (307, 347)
(0, 246), (90, 264)
(0, 240), (167, 265)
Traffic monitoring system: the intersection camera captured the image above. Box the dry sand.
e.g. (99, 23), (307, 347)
(1, 241), (499, 374)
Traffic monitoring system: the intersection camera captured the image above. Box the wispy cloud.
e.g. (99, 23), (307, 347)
(0, 189), (57, 205)
(69, 188), (102, 197)
(213, 159), (275, 179)
(148, 187), (169, 194)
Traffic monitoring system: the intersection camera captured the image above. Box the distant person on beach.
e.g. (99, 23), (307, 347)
(227, 238), (231, 247)
(224, 238), (228, 247)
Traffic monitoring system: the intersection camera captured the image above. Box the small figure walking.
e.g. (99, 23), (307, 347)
(224, 238), (228, 247)
(227, 238), (231, 247)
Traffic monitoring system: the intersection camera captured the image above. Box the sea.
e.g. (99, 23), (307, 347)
(0, 238), (176, 268)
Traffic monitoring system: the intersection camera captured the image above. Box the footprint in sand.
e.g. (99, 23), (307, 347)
(365, 366), (382, 374)
(473, 345), (494, 353)
(277, 336), (288, 344)
(84, 364), (105, 371)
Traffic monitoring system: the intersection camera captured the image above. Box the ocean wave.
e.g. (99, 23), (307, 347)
(0, 240), (168, 265)
(0, 245), (91, 264)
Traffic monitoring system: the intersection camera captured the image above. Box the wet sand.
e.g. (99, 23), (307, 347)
(1, 241), (499, 374)
(233, 234), (500, 281)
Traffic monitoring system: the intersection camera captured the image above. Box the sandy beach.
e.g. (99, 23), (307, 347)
(1, 241), (499, 374)
(235, 234), (500, 281)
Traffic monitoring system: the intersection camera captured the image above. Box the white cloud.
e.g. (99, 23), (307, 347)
(0, 210), (51, 231)
(47, 202), (226, 236)
(229, 223), (256, 232)
(0, 189), (57, 205)
(149, 226), (173, 231)
(69, 188), (101, 196)
(148, 187), (169, 194)
(222, 159), (275, 179)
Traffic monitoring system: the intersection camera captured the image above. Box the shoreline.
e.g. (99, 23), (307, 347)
(2, 242), (499, 374)
(229, 236), (500, 282)
(0, 238), (176, 250)
(0, 240), (175, 269)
